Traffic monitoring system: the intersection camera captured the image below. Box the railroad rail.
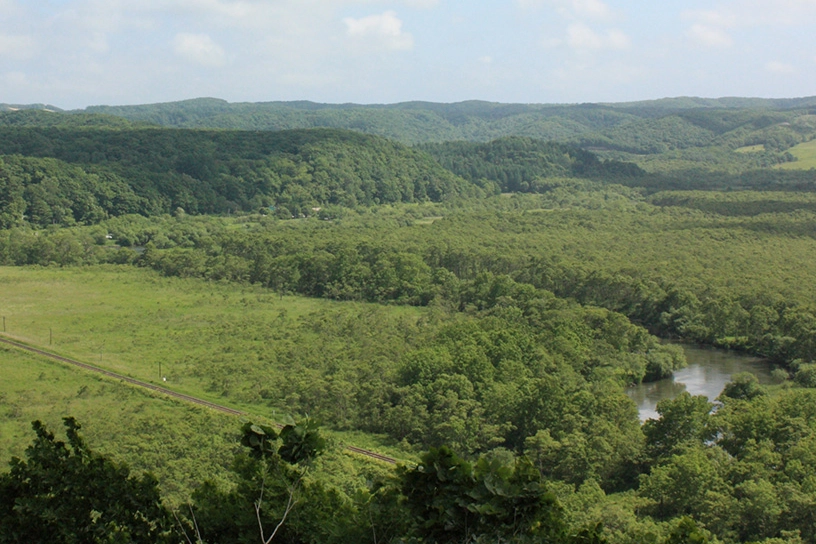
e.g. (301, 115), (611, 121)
(0, 335), (397, 465)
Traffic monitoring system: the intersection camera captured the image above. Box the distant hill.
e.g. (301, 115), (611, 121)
(2, 97), (814, 226)
(0, 109), (151, 129)
(0, 125), (481, 226)
(0, 103), (63, 113)
(5, 97), (815, 168)
(420, 137), (645, 192)
(75, 96), (816, 146)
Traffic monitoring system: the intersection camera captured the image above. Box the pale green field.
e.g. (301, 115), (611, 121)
(778, 139), (816, 170)
(0, 265), (414, 410)
(0, 343), (400, 504)
(734, 144), (765, 153)
(0, 342), (237, 502)
(0, 266), (418, 500)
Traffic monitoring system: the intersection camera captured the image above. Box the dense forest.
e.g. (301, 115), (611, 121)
(75, 96), (816, 144)
(2, 98), (816, 543)
(0, 123), (485, 222)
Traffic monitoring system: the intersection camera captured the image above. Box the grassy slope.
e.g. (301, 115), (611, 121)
(778, 138), (816, 170)
(0, 266), (413, 502)
(0, 343), (238, 502)
(0, 266), (321, 398)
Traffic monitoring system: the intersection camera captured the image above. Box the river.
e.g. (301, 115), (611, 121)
(626, 343), (774, 421)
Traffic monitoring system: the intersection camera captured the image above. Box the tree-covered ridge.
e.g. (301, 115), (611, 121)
(0, 126), (482, 222)
(3, 102), (813, 186)
(574, 108), (816, 155)
(420, 137), (645, 192)
(0, 110), (149, 129)
(647, 190), (816, 217)
(0, 156), (145, 228)
(80, 99), (645, 143)
(71, 98), (816, 181)
(75, 96), (816, 146)
(0, 103), (63, 113)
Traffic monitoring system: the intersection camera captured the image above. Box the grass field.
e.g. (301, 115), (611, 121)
(0, 266), (417, 408)
(0, 342), (239, 502)
(734, 144), (765, 153)
(0, 266), (417, 502)
(778, 139), (816, 170)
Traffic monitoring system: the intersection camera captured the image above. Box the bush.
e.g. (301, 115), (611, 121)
(794, 364), (816, 388)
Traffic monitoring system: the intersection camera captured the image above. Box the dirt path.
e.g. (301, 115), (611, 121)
(0, 335), (397, 465)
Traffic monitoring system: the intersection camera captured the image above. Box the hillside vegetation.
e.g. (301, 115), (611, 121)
(3, 97), (816, 543)
(778, 138), (816, 170)
(0, 125), (483, 224)
(77, 97), (816, 185)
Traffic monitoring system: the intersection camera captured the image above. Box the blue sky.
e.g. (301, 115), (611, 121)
(1, 0), (815, 109)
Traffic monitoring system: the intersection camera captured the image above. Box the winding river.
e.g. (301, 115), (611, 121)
(626, 343), (775, 421)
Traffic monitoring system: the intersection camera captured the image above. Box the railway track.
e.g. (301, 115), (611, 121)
(0, 335), (397, 465)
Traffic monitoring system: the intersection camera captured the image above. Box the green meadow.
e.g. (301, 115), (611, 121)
(0, 266), (413, 502)
(733, 144), (765, 153)
(778, 138), (816, 170)
(0, 342), (241, 502)
(0, 265), (418, 409)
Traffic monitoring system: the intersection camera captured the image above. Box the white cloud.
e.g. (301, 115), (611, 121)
(479, 56), (493, 64)
(519, 0), (612, 19)
(685, 9), (737, 28)
(765, 61), (796, 74)
(173, 33), (226, 67)
(344, 11), (414, 51)
(683, 9), (735, 48)
(565, 0), (611, 19)
(401, 0), (439, 8)
(547, 58), (643, 99)
(0, 0), (24, 21)
(566, 23), (629, 50)
(687, 24), (733, 47)
(0, 34), (37, 59)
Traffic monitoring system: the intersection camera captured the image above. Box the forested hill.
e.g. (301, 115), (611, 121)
(420, 137), (645, 192)
(75, 96), (816, 146)
(573, 108), (816, 155)
(88, 98), (625, 143)
(0, 109), (150, 129)
(0, 125), (481, 226)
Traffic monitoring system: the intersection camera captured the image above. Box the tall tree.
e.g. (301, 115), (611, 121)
(0, 418), (174, 544)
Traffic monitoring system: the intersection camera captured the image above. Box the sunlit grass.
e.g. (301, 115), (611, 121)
(0, 266), (422, 452)
(734, 144), (765, 153)
(0, 343), (237, 503)
(778, 139), (816, 170)
(0, 266), (361, 404)
(0, 267), (422, 502)
(0, 342), (405, 504)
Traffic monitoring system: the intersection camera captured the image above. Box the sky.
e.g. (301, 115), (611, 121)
(1, 0), (815, 109)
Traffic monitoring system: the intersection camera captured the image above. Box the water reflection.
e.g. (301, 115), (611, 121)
(626, 343), (773, 421)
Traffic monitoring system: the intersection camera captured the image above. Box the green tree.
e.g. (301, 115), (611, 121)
(663, 517), (711, 544)
(719, 372), (766, 401)
(191, 419), (332, 544)
(643, 393), (714, 462)
(399, 446), (572, 543)
(0, 418), (173, 544)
